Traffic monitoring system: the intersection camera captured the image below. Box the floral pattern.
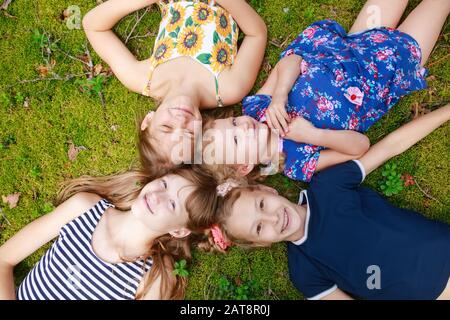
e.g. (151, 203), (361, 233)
(142, 0), (239, 98)
(177, 25), (204, 55)
(243, 20), (427, 182)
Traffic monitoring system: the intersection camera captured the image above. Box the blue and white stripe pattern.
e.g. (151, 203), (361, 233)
(17, 199), (153, 300)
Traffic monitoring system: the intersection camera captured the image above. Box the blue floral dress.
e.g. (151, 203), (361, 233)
(243, 20), (427, 182)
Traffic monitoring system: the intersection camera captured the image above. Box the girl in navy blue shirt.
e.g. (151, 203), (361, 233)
(206, 103), (450, 299)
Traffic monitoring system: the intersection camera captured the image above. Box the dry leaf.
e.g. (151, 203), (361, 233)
(77, 53), (91, 64)
(68, 142), (87, 161)
(36, 65), (50, 77)
(23, 96), (30, 108)
(110, 124), (119, 131)
(93, 64), (103, 76)
(410, 102), (430, 119)
(2, 192), (21, 209)
(401, 174), (415, 187)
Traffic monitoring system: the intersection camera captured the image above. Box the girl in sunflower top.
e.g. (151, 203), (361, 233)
(203, 0), (449, 182)
(83, 0), (267, 172)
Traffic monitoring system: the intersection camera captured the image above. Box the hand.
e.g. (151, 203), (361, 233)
(266, 95), (290, 136)
(284, 116), (317, 143)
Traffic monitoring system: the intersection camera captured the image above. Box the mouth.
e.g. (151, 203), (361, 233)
(172, 106), (194, 117)
(281, 208), (289, 233)
(144, 195), (154, 215)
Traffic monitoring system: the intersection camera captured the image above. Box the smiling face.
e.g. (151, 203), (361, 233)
(142, 95), (202, 165)
(224, 188), (306, 245)
(202, 116), (273, 166)
(131, 174), (195, 236)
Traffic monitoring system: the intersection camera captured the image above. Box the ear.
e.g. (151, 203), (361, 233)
(235, 164), (254, 176)
(256, 184), (278, 195)
(141, 111), (155, 131)
(169, 227), (191, 239)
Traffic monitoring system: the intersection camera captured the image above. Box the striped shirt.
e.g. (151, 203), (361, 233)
(17, 199), (153, 300)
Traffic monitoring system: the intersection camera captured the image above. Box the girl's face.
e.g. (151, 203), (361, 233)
(131, 174), (194, 237)
(203, 116), (271, 166)
(142, 96), (202, 165)
(225, 188), (305, 245)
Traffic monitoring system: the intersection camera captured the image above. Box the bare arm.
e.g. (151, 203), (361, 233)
(285, 117), (370, 155)
(359, 103), (450, 176)
(216, 0), (267, 104)
(265, 55), (303, 134)
(0, 193), (100, 299)
(82, 0), (157, 93)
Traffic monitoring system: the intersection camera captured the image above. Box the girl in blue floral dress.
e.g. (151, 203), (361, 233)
(204, 0), (449, 182)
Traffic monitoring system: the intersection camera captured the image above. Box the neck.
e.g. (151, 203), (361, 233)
(106, 209), (161, 261)
(289, 203), (308, 243)
(163, 78), (201, 109)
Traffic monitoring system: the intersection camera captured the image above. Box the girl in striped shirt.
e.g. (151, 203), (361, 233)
(0, 167), (218, 300)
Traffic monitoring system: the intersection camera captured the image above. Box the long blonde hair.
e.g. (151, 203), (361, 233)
(57, 166), (219, 299)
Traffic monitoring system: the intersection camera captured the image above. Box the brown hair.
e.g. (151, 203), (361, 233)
(198, 185), (267, 253)
(137, 109), (175, 179)
(57, 166), (219, 299)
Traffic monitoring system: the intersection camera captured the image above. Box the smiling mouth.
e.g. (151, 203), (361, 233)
(144, 195), (154, 215)
(281, 208), (289, 232)
(172, 106), (194, 117)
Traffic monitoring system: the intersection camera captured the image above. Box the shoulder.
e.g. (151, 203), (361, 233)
(57, 192), (103, 221)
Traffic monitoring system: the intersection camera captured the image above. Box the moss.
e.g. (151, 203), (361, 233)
(0, 0), (449, 299)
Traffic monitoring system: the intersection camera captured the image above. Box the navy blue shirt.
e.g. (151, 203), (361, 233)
(288, 160), (450, 300)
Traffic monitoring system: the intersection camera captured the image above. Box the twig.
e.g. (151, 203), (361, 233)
(413, 178), (442, 204)
(55, 48), (91, 67)
(0, 207), (11, 226)
(0, 0), (12, 11)
(9, 72), (90, 87)
(83, 43), (95, 75)
(427, 52), (450, 68)
(127, 31), (156, 42)
(125, 8), (150, 44)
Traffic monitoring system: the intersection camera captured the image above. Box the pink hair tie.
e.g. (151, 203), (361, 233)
(211, 224), (231, 251)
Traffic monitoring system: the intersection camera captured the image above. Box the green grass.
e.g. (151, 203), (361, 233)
(0, 0), (449, 300)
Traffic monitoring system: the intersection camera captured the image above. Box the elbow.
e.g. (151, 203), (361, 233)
(352, 135), (371, 157)
(82, 10), (96, 31)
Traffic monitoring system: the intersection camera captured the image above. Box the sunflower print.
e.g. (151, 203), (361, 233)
(177, 25), (205, 56)
(215, 7), (231, 38)
(166, 3), (185, 33)
(153, 38), (174, 63)
(211, 42), (232, 73)
(192, 2), (213, 25)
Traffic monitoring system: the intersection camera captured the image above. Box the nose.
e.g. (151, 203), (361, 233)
(261, 213), (278, 224)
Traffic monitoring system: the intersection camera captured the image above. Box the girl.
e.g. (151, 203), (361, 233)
(203, 103), (450, 300)
(203, 0), (449, 182)
(83, 0), (267, 171)
(0, 167), (219, 300)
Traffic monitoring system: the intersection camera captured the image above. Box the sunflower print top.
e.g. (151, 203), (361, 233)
(142, 0), (239, 107)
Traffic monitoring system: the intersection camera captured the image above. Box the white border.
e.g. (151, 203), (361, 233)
(352, 160), (366, 183)
(307, 284), (338, 300)
(291, 190), (311, 246)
